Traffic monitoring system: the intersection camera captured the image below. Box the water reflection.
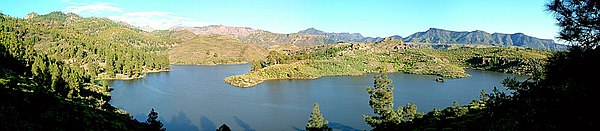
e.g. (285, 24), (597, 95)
(200, 116), (216, 131)
(167, 112), (199, 131)
(233, 116), (255, 131)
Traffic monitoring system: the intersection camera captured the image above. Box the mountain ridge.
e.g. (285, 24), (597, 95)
(403, 28), (566, 50)
(168, 25), (564, 50)
(170, 25), (337, 46)
(297, 28), (386, 42)
(169, 25), (262, 39)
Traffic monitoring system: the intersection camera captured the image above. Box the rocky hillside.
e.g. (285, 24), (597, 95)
(403, 28), (567, 50)
(242, 31), (336, 46)
(168, 33), (268, 65)
(297, 28), (387, 42)
(169, 25), (262, 39)
(171, 25), (338, 46)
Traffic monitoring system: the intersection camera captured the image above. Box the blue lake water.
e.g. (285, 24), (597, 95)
(109, 64), (525, 130)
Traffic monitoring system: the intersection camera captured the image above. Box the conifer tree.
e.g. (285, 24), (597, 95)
(364, 72), (423, 130)
(363, 73), (399, 129)
(145, 108), (165, 131)
(306, 103), (331, 131)
(217, 124), (231, 131)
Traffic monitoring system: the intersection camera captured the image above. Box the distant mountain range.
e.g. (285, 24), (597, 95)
(402, 28), (567, 50)
(169, 25), (262, 39)
(169, 25), (335, 46)
(297, 28), (388, 42)
(168, 25), (565, 50)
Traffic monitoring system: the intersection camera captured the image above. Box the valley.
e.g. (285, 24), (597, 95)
(3, 0), (592, 129)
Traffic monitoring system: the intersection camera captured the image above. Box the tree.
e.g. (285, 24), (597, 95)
(250, 60), (263, 71)
(145, 108), (165, 131)
(480, 88), (489, 101)
(471, 0), (599, 130)
(547, 0), (599, 48)
(306, 103), (331, 131)
(364, 73), (397, 129)
(363, 72), (422, 130)
(266, 51), (282, 65)
(105, 53), (115, 77)
(216, 124), (231, 131)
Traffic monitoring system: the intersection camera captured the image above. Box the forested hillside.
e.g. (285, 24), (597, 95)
(1, 12), (161, 130)
(4, 11), (173, 80)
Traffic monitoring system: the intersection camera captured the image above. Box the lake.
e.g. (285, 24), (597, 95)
(109, 64), (525, 130)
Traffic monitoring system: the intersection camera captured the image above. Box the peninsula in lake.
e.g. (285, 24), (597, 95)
(2, 0), (594, 130)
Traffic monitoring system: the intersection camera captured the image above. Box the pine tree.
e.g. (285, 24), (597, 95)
(145, 108), (165, 131)
(217, 124), (231, 131)
(105, 53), (115, 77)
(306, 103), (331, 131)
(363, 73), (399, 129)
(250, 60), (263, 71)
(363, 72), (422, 130)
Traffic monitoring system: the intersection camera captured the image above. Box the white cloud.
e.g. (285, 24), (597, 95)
(63, 2), (122, 14)
(107, 11), (211, 30)
(60, 1), (210, 30)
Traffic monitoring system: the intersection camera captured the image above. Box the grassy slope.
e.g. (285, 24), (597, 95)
(168, 34), (268, 65)
(225, 43), (552, 87)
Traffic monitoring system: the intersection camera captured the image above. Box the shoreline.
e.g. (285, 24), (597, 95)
(170, 62), (249, 66)
(98, 69), (170, 81)
(224, 67), (535, 88)
(224, 69), (467, 88)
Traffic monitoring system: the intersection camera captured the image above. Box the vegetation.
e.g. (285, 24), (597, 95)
(306, 103), (331, 131)
(145, 108), (166, 131)
(225, 42), (551, 87)
(3, 0), (593, 128)
(1, 11), (172, 80)
(363, 72), (423, 130)
(1, 12), (167, 130)
(217, 124), (232, 131)
(167, 34), (267, 65)
(426, 47), (552, 75)
(362, 0), (596, 130)
(242, 31), (336, 46)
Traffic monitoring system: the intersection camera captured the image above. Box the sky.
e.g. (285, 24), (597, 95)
(1, 0), (560, 40)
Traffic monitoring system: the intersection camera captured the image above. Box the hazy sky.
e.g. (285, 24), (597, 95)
(1, 0), (560, 40)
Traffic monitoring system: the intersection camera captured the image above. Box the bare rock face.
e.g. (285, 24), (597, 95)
(169, 25), (338, 46)
(24, 12), (38, 19)
(138, 25), (155, 32)
(169, 25), (261, 39)
(297, 28), (387, 42)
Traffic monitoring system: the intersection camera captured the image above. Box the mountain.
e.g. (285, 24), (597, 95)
(170, 25), (565, 50)
(242, 31), (336, 46)
(168, 33), (268, 65)
(138, 25), (155, 32)
(171, 25), (338, 46)
(3, 11), (173, 79)
(169, 25), (262, 39)
(24, 12), (38, 19)
(297, 28), (387, 42)
(1, 11), (164, 130)
(402, 28), (567, 50)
